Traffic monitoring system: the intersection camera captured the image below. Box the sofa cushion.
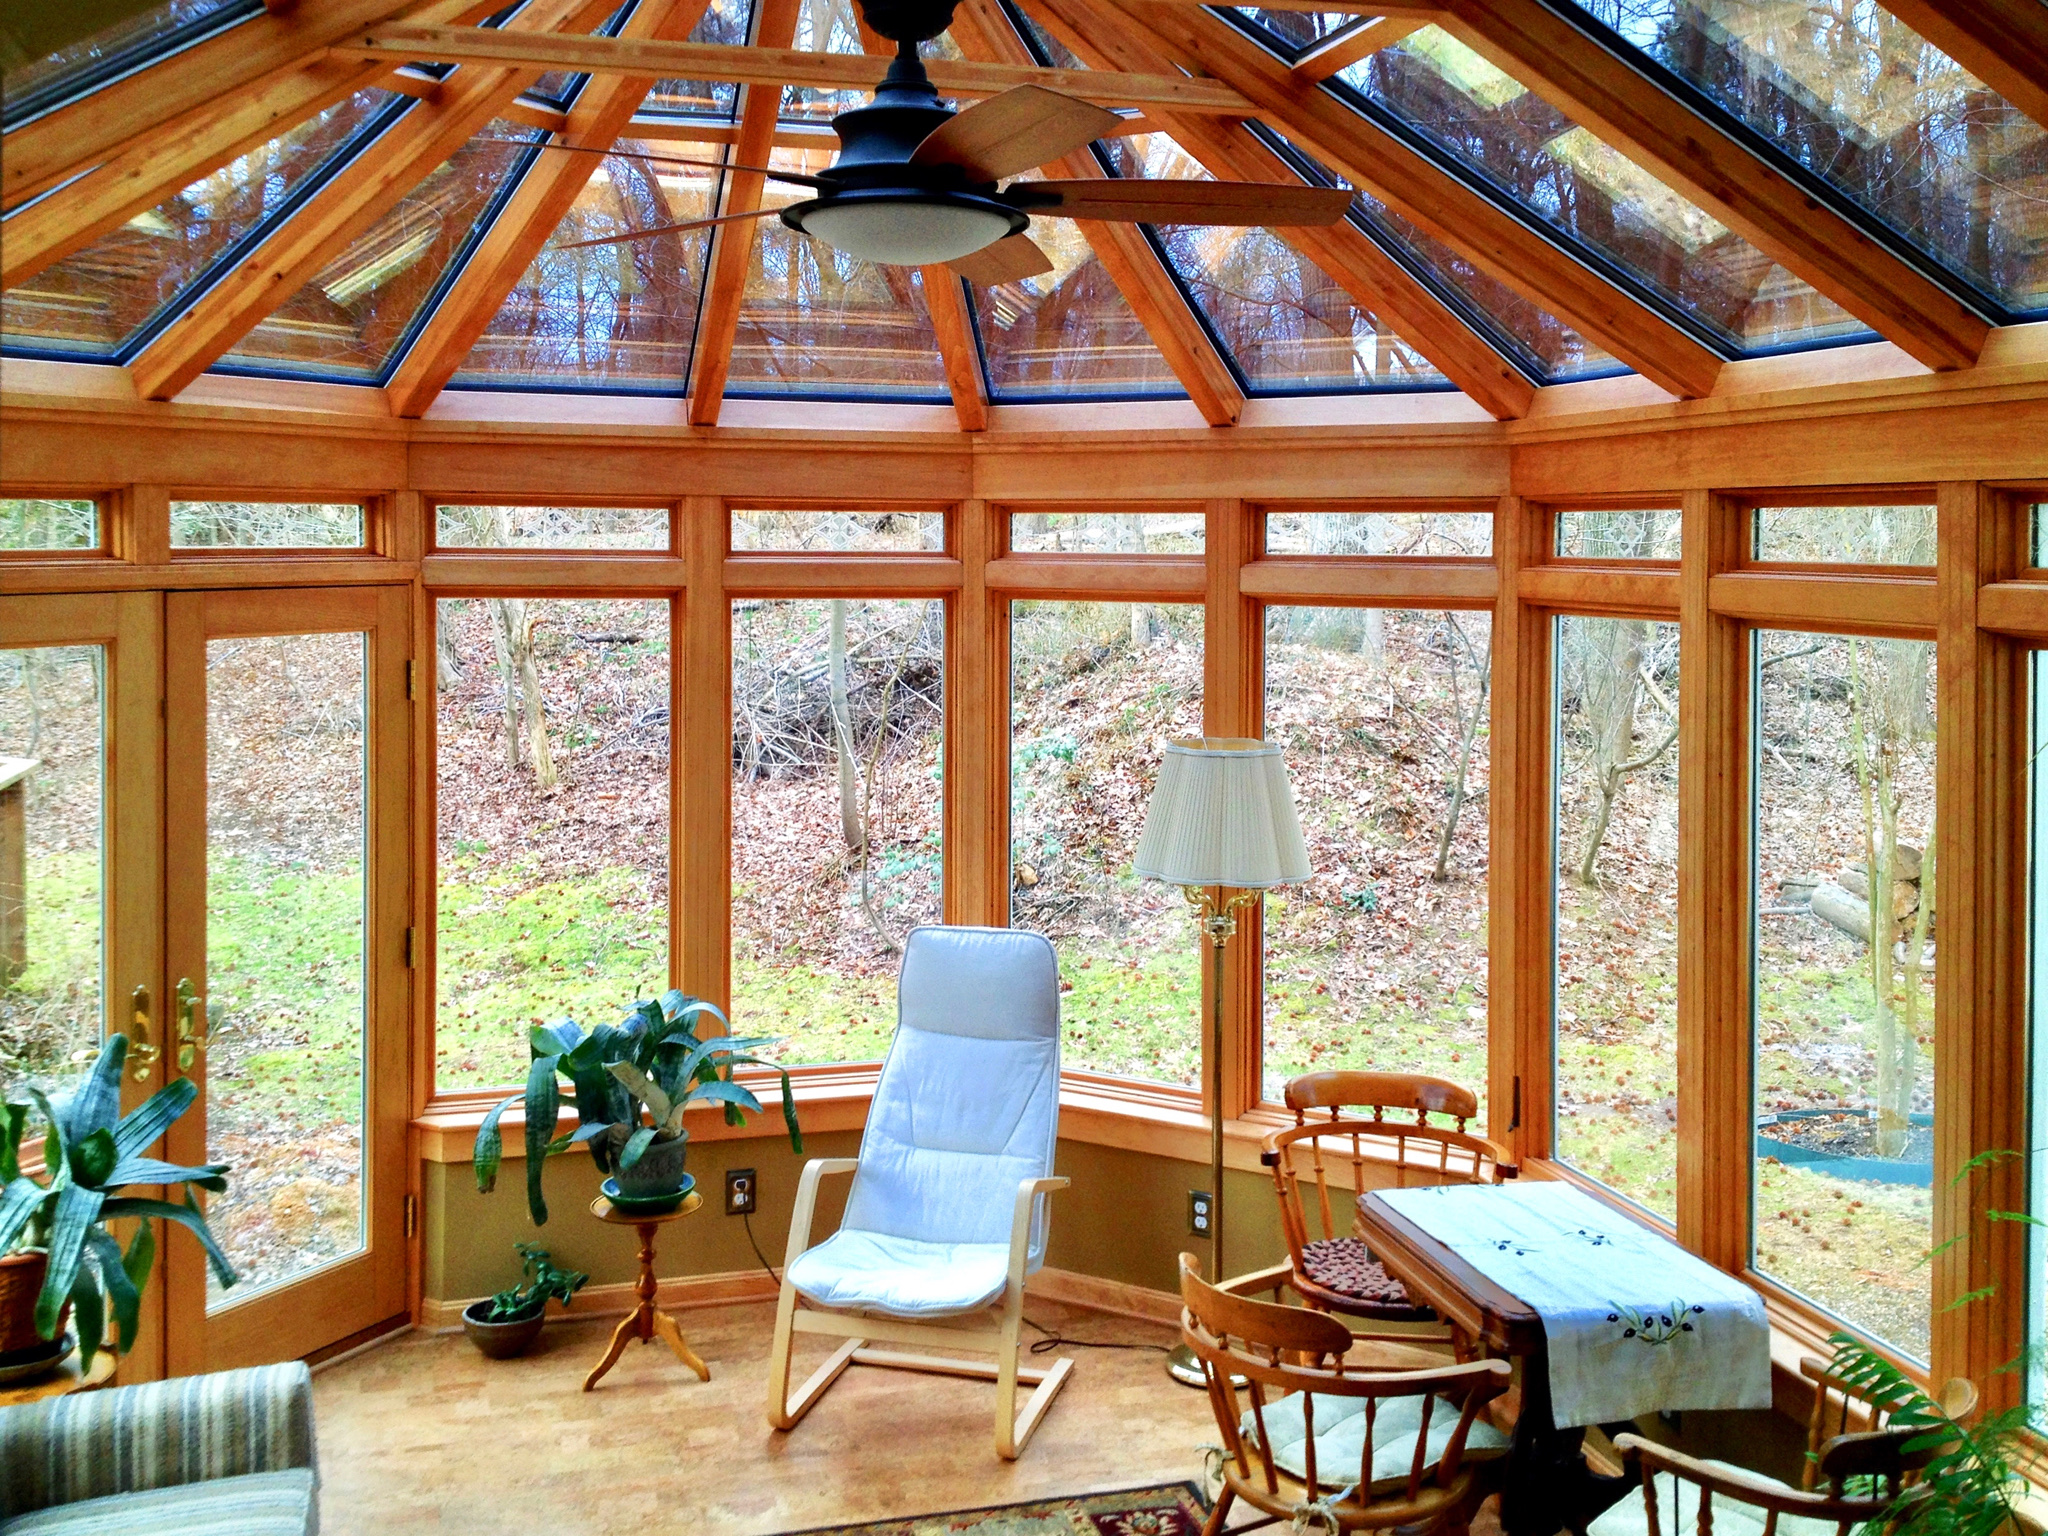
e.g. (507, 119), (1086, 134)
(1247, 1391), (1509, 1496)
(0, 1469), (316, 1536)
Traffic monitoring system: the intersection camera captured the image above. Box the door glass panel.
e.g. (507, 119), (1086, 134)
(0, 646), (104, 1101)
(204, 632), (367, 1307)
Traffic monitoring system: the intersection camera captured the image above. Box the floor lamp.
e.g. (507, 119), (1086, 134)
(1133, 737), (1311, 1389)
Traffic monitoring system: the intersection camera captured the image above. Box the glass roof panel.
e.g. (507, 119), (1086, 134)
(449, 138), (717, 392)
(778, 3), (963, 124)
(642, 0), (750, 118)
(1230, 8), (1366, 61)
(1568, 0), (2048, 317)
(0, 87), (402, 360)
(2, 0), (262, 129)
(724, 144), (950, 399)
(1334, 24), (1874, 353)
(1108, 134), (1451, 393)
(215, 117), (543, 382)
(972, 221), (1186, 400)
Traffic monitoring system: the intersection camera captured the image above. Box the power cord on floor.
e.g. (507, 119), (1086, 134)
(742, 1209), (782, 1285)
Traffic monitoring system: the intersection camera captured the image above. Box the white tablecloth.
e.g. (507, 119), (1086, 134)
(1376, 1182), (1772, 1429)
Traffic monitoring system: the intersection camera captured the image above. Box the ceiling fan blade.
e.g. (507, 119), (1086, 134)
(553, 204), (784, 252)
(1010, 180), (1354, 227)
(910, 86), (1123, 184)
(470, 137), (834, 190)
(947, 233), (1056, 286)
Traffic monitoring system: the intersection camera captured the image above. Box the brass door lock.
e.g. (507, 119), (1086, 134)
(174, 976), (213, 1072)
(129, 985), (158, 1081)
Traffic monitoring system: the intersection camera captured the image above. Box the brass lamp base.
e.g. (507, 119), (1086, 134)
(1165, 1341), (1206, 1388)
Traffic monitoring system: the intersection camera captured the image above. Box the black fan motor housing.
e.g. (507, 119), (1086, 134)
(855, 0), (960, 43)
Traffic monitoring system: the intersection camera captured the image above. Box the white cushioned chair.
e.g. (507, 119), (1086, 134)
(764, 924), (1072, 1460)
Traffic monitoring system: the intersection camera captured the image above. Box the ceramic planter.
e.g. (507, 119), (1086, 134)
(461, 1300), (546, 1359)
(0, 1250), (63, 1359)
(603, 1125), (691, 1200)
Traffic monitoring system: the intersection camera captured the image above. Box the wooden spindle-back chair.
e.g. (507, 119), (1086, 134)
(1261, 1071), (1514, 1323)
(1179, 1252), (1513, 1536)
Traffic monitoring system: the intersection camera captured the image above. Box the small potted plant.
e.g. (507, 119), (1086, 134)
(473, 990), (802, 1225)
(461, 1242), (588, 1359)
(0, 1034), (235, 1377)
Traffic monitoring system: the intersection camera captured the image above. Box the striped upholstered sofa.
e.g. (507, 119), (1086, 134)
(0, 1361), (318, 1534)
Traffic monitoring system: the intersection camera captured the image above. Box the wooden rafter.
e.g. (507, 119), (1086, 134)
(1292, 16), (1428, 84)
(126, 0), (622, 403)
(3, 0), (447, 211)
(1432, 0), (1990, 371)
(1873, 0), (2048, 130)
(1086, 0), (1726, 398)
(384, 0), (713, 418)
(921, 269), (992, 431)
(1022, 0), (1530, 418)
(683, 0), (802, 428)
(0, 0), (508, 294)
(953, 0), (1243, 426)
(333, 21), (1254, 113)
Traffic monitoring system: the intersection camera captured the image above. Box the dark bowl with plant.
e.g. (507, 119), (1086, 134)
(473, 990), (802, 1225)
(462, 1242), (588, 1359)
(0, 1033), (235, 1375)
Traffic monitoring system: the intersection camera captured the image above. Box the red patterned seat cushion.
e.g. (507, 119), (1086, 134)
(1299, 1237), (1433, 1316)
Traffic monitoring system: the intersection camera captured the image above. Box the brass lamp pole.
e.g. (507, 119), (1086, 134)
(1132, 738), (1311, 1390)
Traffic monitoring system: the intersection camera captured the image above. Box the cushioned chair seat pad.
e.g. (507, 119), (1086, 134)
(0, 1470), (317, 1536)
(1250, 1391), (1509, 1495)
(1587, 1470), (1860, 1536)
(1300, 1238), (1431, 1315)
(786, 1230), (1014, 1317)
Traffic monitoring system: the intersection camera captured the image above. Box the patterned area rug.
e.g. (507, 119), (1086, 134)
(779, 1481), (1211, 1535)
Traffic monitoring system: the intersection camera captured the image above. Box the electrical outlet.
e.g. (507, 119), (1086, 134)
(725, 1168), (757, 1216)
(1188, 1189), (1212, 1237)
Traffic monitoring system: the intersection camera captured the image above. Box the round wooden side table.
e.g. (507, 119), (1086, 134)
(583, 1190), (710, 1391)
(0, 1347), (118, 1408)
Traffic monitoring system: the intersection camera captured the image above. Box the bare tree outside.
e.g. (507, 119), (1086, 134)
(0, 498), (97, 552)
(169, 500), (364, 549)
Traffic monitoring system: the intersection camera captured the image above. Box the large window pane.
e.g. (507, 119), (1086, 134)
(171, 500), (364, 549)
(732, 599), (943, 1065)
(1554, 616), (1680, 1218)
(1, 499), (98, 552)
(1754, 631), (1936, 1360)
(1753, 504), (1934, 566)
(0, 646), (103, 1102)
(1010, 512), (1202, 554)
(435, 504), (669, 551)
(1010, 600), (1203, 1085)
(1261, 607), (1491, 1108)
(1265, 512), (1491, 557)
(732, 511), (943, 553)
(203, 632), (366, 1306)
(435, 599), (670, 1090)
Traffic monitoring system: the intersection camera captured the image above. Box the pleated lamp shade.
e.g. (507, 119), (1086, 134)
(1133, 737), (1311, 890)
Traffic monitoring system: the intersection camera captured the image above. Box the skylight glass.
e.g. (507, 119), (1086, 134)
(1568, 0), (2047, 317)
(1108, 134), (1452, 393)
(2, 0), (263, 129)
(215, 118), (544, 382)
(0, 88), (403, 360)
(449, 140), (717, 392)
(1230, 8), (1367, 60)
(777, 0), (964, 123)
(724, 145), (950, 399)
(642, 0), (751, 117)
(1333, 24), (1875, 354)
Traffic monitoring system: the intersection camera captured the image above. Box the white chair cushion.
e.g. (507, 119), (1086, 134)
(1248, 1391), (1510, 1495)
(786, 1230), (1014, 1318)
(1588, 1470), (1849, 1536)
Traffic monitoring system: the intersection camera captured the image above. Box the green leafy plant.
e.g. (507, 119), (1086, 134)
(1824, 1149), (2044, 1536)
(485, 1242), (588, 1322)
(473, 989), (803, 1225)
(0, 1034), (237, 1369)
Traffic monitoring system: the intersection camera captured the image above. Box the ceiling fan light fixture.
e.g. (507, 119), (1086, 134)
(785, 194), (1022, 266)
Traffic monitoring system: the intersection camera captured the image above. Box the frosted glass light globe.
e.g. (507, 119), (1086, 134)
(797, 199), (1014, 265)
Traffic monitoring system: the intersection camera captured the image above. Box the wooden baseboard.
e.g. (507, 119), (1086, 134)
(420, 1265), (782, 1331)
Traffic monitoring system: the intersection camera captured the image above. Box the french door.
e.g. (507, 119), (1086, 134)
(159, 587), (410, 1373)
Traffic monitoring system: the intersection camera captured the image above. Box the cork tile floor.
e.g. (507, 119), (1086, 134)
(311, 1297), (1223, 1533)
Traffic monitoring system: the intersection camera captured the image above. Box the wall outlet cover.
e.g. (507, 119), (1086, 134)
(725, 1167), (758, 1216)
(1188, 1189), (1212, 1236)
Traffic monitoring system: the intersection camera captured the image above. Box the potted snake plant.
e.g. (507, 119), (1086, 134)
(0, 1033), (235, 1374)
(461, 1242), (588, 1359)
(473, 990), (802, 1225)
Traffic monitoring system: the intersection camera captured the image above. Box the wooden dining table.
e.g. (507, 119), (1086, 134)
(1354, 1188), (1640, 1536)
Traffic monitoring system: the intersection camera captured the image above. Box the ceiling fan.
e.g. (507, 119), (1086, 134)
(528, 0), (1353, 284)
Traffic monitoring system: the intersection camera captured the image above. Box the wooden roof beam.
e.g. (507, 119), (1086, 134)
(385, 0), (713, 418)
(1293, 16), (1428, 84)
(952, 0), (1243, 426)
(1076, 0), (1725, 398)
(0, 0), (509, 294)
(3, 0), (456, 210)
(1431, 0), (1991, 371)
(1020, 0), (1530, 418)
(1873, 0), (2048, 130)
(332, 21), (1254, 112)
(126, 0), (623, 403)
(683, 0), (803, 428)
(921, 269), (991, 432)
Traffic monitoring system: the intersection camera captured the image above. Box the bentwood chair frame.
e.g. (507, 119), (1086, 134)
(1180, 1253), (1512, 1536)
(1261, 1072), (1515, 1324)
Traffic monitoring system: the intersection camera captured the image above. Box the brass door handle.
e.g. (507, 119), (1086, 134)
(129, 985), (158, 1081)
(174, 976), (212, 1072)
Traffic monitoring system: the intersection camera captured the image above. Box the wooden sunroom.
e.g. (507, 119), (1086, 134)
(1, 0), (2045, 1529)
